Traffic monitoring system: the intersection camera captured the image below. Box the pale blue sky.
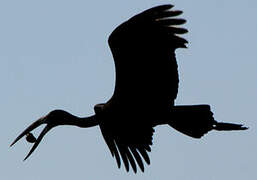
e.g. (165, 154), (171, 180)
(2, 0), (256, 179)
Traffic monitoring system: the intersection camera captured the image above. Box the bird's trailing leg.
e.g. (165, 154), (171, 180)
(168, 105), (248, 138)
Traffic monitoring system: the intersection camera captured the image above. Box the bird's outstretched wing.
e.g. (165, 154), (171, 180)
(101, 4), (188, 173)
(109, 4), (187, 106)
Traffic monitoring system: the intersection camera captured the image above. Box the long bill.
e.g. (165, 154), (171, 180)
(10, 117), (55, 161)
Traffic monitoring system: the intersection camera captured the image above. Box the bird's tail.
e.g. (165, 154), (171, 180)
(168, 105), (247, 138)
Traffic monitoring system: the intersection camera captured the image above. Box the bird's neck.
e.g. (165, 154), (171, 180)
(62, 113), (99, 128)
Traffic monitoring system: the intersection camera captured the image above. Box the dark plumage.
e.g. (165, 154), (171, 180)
(10, 5), (247, 173)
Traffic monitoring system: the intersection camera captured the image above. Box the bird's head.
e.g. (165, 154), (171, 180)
(10, 109), (76, 160)
(43, 110), (77, 126)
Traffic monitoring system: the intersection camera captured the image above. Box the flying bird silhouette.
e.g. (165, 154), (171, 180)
(10, 4), (247, 173)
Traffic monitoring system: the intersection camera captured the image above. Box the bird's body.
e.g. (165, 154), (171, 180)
(11, 4), (247, 173)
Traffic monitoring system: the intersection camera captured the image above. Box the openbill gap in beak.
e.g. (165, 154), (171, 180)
(10, 116), (55, 161)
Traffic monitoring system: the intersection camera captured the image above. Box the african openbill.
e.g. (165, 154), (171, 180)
(10, 5), (247, 173)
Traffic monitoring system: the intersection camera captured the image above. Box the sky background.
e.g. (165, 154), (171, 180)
(2, 0), (256, 179)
